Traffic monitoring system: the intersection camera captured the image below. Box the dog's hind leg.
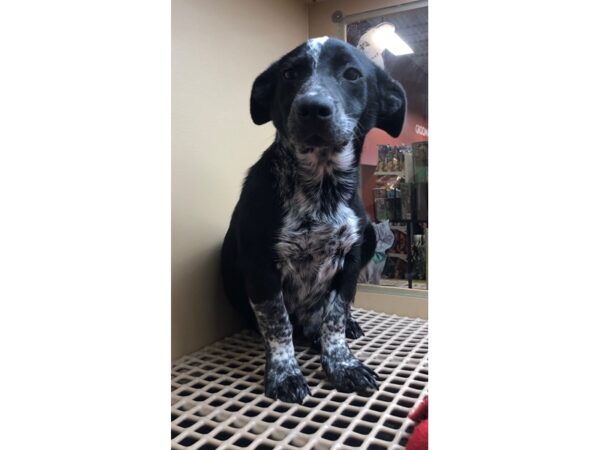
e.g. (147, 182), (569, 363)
(221, 228), (257, 330)
(344, 220), (370, 339)
(345, 313), (364, 339)
(345, 224), (372, 339)
(360, 222), (376, 269)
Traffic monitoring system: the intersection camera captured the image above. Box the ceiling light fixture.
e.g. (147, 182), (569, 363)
(372, 22), (413, 56)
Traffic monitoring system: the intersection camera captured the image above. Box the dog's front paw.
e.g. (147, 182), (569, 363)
(323, 356), (379, 394)
(265, 367), (311, 403)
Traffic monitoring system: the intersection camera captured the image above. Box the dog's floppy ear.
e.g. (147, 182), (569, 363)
(250, 62), (278, 125)
(374, 66), (407, 138)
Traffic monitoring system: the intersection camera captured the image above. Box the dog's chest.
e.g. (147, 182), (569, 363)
(276, 204), (359, 296)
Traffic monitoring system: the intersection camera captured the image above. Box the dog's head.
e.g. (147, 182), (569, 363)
(250, 37), (407, 155)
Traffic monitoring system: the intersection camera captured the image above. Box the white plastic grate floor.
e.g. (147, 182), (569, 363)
(171, 308), (428, 450)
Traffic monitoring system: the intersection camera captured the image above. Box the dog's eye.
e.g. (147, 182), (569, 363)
(343, 68), (362, 81)
(283, 69), (297, 80)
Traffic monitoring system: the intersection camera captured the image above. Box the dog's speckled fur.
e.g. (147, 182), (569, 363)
(221, 37), (406, 403)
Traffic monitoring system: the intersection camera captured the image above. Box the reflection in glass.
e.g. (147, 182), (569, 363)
(347, 6), (428, 289)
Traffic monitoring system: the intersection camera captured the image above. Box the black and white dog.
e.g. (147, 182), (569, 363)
(221, 37), (406, 403)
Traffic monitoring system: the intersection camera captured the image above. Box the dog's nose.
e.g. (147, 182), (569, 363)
(296, 96), (333, 121)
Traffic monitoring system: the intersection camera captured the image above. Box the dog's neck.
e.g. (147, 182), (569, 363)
(275, 133), (361, 216)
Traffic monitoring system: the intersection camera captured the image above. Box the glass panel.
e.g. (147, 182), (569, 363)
(347, 6), (428, 290)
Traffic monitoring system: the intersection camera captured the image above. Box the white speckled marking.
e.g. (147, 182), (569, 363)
(306, 36), (329, 67)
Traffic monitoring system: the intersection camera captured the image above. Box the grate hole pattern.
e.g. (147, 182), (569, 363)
(172, 308), (428, 449)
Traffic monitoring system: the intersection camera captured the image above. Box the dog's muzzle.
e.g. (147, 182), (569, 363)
(289, 93), (341, 147)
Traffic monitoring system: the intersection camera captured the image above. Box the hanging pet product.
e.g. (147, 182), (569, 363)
(358, 220), (395, 284)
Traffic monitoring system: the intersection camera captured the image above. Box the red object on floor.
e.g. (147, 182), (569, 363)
(406, 396), (428, 450)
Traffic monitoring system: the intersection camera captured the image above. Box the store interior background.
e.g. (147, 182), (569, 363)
(349, 6), (428, 289)
(172, 0), (427, 360)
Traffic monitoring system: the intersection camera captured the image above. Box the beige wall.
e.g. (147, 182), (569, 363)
(308, 0), (413, 38)
(172, 0), (308, 360)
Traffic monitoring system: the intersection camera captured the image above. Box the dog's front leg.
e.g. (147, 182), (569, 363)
(248, 285), (310, 403)
(321, 246), (379, 393)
